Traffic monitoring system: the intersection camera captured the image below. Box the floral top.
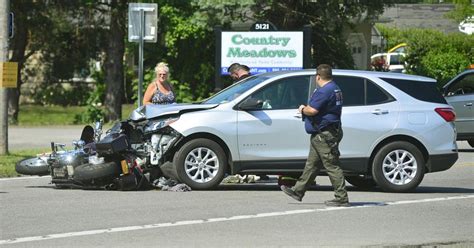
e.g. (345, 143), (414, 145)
(152, 89), (176, 104)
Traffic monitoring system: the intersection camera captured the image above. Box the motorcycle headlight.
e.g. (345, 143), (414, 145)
(144, 117), (179, 133)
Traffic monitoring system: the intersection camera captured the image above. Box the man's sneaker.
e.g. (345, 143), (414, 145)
(324, 199), (350, 207)
(280, 185), (302, 202)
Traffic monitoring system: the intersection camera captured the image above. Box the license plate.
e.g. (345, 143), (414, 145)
(53, 167), (66, 178)
(121, 160), (129, 175)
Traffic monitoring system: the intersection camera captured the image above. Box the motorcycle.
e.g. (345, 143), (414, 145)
(15, 113), (176, 190)
(16, 105), (184, 190)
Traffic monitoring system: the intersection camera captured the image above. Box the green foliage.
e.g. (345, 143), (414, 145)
(74, 70), (106, 124)
(17, 0), (392, 118)
(377, 25), (474, 87)
(131, 68), (155, 104)
(170, 80), (194, 103)
(444, 0), (474, 22)
(33, 82), (91, 106)
(421, 51), (470, 86)
(253, 1), (388, 68)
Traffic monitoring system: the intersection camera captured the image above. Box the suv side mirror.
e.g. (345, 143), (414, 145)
(239, 98), (263, 111)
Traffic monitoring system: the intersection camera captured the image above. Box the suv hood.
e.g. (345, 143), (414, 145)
(129, 103), (218, 121)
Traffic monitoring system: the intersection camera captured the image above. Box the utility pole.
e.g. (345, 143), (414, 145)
(0, 0), (9, 155)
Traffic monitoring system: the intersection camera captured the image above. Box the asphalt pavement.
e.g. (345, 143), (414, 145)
(2, 126), (474, 247)
(0, 159), (473, 247)
(8, 125), (86, 151)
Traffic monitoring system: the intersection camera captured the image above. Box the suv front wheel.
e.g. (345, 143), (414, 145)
(372, 141), (425, 192)
(174, 138), (226, 190)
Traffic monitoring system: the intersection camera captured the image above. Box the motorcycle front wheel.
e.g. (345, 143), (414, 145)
(16, 157), (50, 176)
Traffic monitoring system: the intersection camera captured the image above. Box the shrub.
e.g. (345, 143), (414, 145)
(376, 25), (474, 87)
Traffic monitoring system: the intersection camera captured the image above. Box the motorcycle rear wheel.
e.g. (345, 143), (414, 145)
(74, 162), (120, 180)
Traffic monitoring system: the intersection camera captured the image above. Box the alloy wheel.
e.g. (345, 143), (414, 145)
(184, 147), (220, 183)
(382, 149), (417, 185)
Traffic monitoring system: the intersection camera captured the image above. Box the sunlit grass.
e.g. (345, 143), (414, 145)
(17, 104), (137, 126)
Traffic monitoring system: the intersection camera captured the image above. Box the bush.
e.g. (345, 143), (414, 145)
(376, 25), (474, 87)
(74, 70), (106, 124)
(33, 82), (92, 106)
(421, 50), (470, 86)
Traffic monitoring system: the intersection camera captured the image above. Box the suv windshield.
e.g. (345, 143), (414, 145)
(203, 76), (269, 104)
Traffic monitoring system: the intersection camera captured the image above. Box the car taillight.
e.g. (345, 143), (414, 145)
(435, 108), (456, 122)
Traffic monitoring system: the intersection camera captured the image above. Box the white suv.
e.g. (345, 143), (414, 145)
(459, 16), (474, 35)
(137, 70), (458, 192)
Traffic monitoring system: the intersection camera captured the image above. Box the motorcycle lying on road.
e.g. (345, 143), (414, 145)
(16, 107), (183, 190)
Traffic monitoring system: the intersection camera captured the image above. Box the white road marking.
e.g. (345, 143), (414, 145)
(0, 194), (473, 245)
(0, 176), (50, 181)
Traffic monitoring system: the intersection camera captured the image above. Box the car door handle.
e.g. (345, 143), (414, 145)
(464, 102), (473, 107)
(372, 109), (389, 115)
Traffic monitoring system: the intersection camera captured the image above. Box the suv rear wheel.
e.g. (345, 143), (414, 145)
(372, 141), (425, 192)
(174, 138), (226, 190)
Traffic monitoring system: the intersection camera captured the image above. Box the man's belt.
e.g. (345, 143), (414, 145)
(319, 123), (340, 133)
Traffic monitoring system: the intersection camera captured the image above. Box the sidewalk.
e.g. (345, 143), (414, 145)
(8, 125), (85, 151)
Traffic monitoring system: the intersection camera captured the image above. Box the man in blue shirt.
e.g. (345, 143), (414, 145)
(281, 64), (349, 207)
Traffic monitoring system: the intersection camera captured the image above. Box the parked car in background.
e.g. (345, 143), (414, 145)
(459, 16), (474, 35)
(370, 52), (406, 73)
(136, 70), (458, 192)
(388, 43), (407, 53)
(443, 69), (474, 147)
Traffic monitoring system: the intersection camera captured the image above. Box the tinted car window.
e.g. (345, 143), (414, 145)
(246, 76), (310, 110)
(390, 54), (403, 65)
(382, 78), (447, 104)
(335, 76), (365, 106)
(367, 81), (393, 105)
(335, 76), (393, 106)
(445, 72), (474, 96)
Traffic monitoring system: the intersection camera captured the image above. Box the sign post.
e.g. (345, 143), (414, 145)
(128, 3), (157, 107)
(0, 0), (10, 155)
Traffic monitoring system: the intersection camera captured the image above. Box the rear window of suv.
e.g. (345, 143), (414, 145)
(381, 78), (447, 104)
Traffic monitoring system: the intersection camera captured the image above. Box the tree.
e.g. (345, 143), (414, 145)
(8, 1), (104, 123)
(8, 1), (47, 124)
(252, 1), (390, 68)
(103, 0), (126, 121)
(9, 0), (393, 123)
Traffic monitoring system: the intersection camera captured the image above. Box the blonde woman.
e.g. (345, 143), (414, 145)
(143, 62), (176, 105)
